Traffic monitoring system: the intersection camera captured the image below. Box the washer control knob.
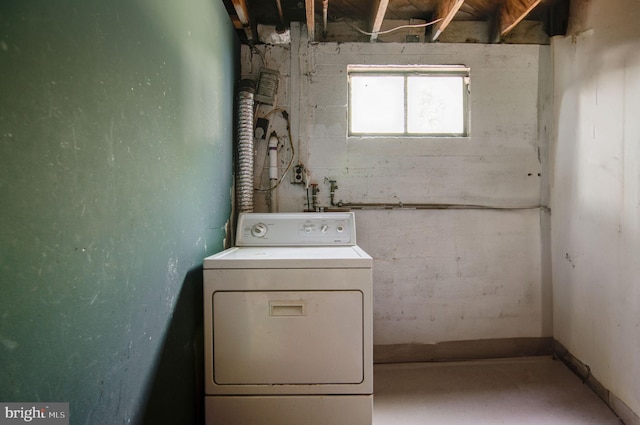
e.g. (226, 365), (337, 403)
(251, 223), (268, 238)
(321, 225), (329, 233)
(336, 225), (345, 233)
(304, 226), (313, 234)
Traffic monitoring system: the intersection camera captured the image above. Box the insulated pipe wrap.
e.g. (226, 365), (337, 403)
(236, 80), (255, 213)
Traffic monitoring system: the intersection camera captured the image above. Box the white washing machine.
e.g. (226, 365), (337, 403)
(203, 212), (373, 425)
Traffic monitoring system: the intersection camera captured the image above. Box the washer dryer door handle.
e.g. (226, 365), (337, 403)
(269, 301), (306, 317)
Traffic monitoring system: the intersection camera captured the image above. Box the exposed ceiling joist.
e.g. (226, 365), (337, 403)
(322, 0), (329, 38)
(275, 0), (286, 28)
(432, 0), (466, 41)
(231, 16), (243, 30)
(499, 0), (542, 36)
(369, 0), (390, 42)
(223, 0), (569, 45)
(306, 0), (315, 41)
(231, 0), (254, 41)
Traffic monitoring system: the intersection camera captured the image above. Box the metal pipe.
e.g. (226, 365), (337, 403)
(311, 184), (320, 211)
(268, 132), (279, 212)
(335, 202), (545, 210)
(328, 179), (338, 206)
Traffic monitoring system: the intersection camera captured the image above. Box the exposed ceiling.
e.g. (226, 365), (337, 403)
(223, 0), (570, 44)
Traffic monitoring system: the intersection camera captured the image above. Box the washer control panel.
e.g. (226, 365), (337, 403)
(236, 212), (356, 246)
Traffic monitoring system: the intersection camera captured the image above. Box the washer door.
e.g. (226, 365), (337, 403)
(213, 290), (364, 385)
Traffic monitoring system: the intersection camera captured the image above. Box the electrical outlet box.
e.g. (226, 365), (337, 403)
(292, 164), (306, 185)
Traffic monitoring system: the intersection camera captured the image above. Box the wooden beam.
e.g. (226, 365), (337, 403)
(306, 0), (315, 41)
(231, 0), (254, 40)
(231, 16), (243, 30)
(369, 0), (389, 42)
(488, 7), (501, 44)
(322, 0), (329, 39)
(499, 0), (542, 37)
(432, 0), (465, 41)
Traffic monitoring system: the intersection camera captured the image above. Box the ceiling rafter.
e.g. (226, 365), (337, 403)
(369, 0), (390, 42)
(230, 16), (243, 30)
(231, 0), (254, 41)
(322, 0), (329, 38)
(223, 0), (568, 45)
(432, 0), (466, 41)
(499, 0), (542, 37)
(306, 0), (316, 41)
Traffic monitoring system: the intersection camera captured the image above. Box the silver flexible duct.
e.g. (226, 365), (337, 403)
(236, 80), (255, 213)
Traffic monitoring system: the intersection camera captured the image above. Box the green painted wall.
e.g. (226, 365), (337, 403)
(0, 0), (237, 423)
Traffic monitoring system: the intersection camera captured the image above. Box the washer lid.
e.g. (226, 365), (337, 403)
(203, 245), (372, 269)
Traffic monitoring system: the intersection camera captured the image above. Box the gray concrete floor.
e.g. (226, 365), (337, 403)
(373, 356), (621, 425)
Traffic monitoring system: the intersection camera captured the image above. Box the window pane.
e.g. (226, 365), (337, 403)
(350, 76), (404, 133)
(407, 76), (464, 134)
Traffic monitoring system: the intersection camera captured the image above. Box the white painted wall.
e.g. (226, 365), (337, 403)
(242, 27), (552, 346)
(552, 0), (640, 415)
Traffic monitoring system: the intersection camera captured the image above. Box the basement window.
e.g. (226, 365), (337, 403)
(348, 65), (470, 137)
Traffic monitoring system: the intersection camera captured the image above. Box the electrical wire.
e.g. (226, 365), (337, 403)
(343, 17), (444, 37)
(241, 41), (266, 67)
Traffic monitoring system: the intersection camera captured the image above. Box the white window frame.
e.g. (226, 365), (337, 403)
(347, 65), (470, 137)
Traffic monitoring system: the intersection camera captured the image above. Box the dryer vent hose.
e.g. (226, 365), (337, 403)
(237, 80), (255, 213)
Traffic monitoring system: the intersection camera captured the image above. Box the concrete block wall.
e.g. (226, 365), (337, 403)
(242, 26), (553, 349)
